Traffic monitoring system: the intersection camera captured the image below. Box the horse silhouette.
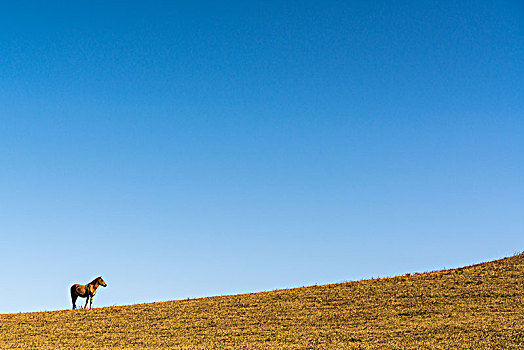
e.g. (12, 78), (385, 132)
(70, 276), (107, 309)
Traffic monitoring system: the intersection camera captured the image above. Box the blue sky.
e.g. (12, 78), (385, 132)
(1, 1), (523, 313)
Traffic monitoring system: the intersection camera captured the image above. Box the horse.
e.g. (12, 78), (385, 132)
(70, 276), (107, 310)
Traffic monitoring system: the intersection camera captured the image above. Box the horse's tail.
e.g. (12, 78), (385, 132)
(70, 285), (79, 300)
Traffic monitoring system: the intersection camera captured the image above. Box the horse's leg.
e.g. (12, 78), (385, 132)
(71, 295), (77, 310)
(84, 296), (90, 309)
(70, 286), (77, 310)
(90, 295), (94, 309)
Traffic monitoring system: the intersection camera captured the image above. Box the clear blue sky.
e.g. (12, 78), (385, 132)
(1, 1), (522, 313)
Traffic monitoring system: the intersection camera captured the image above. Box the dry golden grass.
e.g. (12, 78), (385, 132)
(1, 253), (523, 349)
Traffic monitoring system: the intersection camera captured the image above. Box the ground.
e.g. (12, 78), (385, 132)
(1, 253), (522, 349)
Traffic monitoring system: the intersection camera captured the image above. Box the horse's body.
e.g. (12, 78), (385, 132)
(70, 276), (107, 309)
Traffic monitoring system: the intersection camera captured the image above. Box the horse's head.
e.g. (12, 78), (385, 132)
(98, 276), (107, 287)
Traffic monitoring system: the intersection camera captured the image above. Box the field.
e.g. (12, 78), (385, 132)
(1, 253), (523, 349)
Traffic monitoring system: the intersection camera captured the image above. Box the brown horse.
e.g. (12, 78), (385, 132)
(70, 276), (107, 310)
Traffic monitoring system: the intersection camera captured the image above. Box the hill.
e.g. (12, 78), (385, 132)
(1, 253), (523, 349)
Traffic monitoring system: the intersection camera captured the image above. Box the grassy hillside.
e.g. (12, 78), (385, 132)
(1, 253), (523, 349)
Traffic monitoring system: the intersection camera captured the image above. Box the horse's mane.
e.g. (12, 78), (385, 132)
(89, 276), (102, 285)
